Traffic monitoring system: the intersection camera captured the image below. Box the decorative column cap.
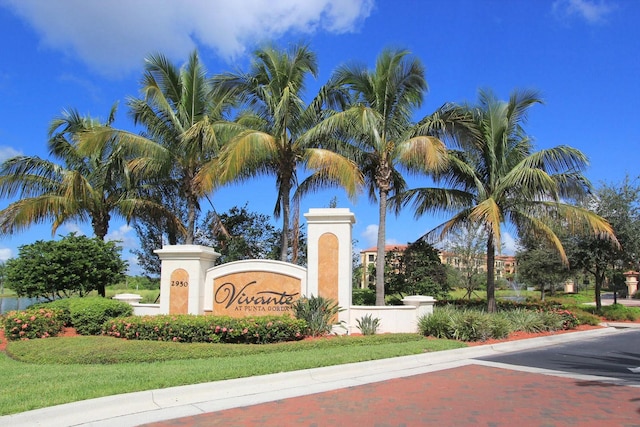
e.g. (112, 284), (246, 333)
(304, 208), (355, 224)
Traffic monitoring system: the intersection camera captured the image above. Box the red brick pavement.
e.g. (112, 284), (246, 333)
(142, 364), (640, 427)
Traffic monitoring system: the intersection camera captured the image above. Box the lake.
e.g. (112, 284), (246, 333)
(0, 297), (43, 314)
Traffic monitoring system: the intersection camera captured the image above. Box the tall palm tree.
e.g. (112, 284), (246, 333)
(81, 51), (232, 244)
(208, 43), (362, 261)
(304, 48), (449, 305)
(0, 106), (174, 242)
(397, 89), (617, 312)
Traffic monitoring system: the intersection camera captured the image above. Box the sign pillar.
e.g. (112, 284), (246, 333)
(624, 271), (638, 299)
(305, 208), (355, 327)
(155, 245), (220, 314)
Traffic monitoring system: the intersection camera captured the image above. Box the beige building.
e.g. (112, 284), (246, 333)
(359, 245), (408, 288)
(360, 246), (516, 288)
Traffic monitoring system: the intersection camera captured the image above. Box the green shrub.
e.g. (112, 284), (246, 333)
(419, 304), (578, 342)
(31, 299), (72, 326)
(571, 309), (601, 326)
(417, 306), (457, 339)
(538, 310), (564, 331)
(355, 314), (381, 335)
(451, 310), (493, 342)
(68, 297), (133, 335)
(554, 309), (579, 329)
(490, 313), (513, 339)
(291, 295), (343, 337)
(352, 289), (376, 305)
(102, 314), (306, 344)
(2, 308), (64, 340)
(502, 309), (546, 333)
(600, 304), (639, 321)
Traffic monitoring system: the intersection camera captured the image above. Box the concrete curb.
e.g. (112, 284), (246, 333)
(0, 327), (629, 427)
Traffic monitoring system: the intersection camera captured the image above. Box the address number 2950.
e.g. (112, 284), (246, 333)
(171, 281), (188, 287)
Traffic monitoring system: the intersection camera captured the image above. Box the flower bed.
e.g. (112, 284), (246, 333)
(102, 314), (306, 344)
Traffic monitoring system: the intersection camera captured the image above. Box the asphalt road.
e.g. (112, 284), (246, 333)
(477, 328), (640, 385)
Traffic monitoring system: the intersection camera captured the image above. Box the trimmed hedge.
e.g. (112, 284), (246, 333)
(31, 299), (72, 326)
(103, 314), (306, 344)
(33, 297), (133, 335)
(2, 308), (65, 341)
(68, 298), (133, 335)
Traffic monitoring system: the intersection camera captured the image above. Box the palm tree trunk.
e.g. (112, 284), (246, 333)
(486, 233), (497, 313)
(375, 188), (388, 306)
(186, 191), (197, 245)
(92, 212), (110, 241)
(280, 183), (291, 262)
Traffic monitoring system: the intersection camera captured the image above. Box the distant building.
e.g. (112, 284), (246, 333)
(360, 245), (516, 288)
(359, 245), (408, 289)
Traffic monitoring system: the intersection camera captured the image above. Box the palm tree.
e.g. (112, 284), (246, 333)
(0, 106), (174, 242)
(304, 48), (449, 305)
(81, 51), (232, 244)
(397, 89), (617, 312)
(208, 43), (362, 261)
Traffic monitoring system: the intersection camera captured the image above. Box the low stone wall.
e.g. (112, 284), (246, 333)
(121, 294), (434, 334)
(131, 303), (160, 316)
(348, 296), (435, 334)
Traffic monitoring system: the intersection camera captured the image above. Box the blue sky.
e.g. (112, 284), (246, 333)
(0, 0), (638, 273)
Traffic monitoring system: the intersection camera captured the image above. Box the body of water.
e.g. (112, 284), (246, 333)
(0, 297), (43, 314)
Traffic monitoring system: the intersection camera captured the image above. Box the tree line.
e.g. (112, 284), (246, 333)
(0, 44), (618, 311)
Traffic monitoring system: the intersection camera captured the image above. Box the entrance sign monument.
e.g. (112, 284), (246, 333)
(148, 208), (435, 333)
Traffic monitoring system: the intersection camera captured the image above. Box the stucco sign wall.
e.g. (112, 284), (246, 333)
(204, 260), (307, 317)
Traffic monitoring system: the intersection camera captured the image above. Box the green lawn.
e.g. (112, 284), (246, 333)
(0, 333), (464, 415)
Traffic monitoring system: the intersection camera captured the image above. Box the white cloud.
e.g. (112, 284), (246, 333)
(361, 224), (378, 247)
(62, 223), (85, 236)
(1, 0), (374, 77)
(552, 0), (615, 24)
(0, 146), (21, 162)
(106, 224), (136, 248)
(501, 232), (517, 255)
(0, 248), (12, 261)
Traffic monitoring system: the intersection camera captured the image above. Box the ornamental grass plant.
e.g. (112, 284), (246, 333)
(418, 304), (581, 342)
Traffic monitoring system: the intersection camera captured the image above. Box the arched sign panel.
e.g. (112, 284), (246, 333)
(213, 271), (301, 317)
(169, 268), (189, 314)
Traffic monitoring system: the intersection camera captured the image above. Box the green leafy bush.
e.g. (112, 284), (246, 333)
(571, 309), (601, 326)
(553, 309), (579, 329)
(103, 314), (306, 344)
(31, 299), (72, 326)
(352, 289), (376, 305)
(291, 295), (343, 337)
(2, 308), (64, 340)
(599, 304), (639, 321)
(355, 314), (381, 335)
(68, 297), (133, 335)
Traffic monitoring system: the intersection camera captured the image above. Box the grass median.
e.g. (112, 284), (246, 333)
(0, 333), (464, 415)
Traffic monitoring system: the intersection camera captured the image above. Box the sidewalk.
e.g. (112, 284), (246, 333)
(2, 326), (638, 427)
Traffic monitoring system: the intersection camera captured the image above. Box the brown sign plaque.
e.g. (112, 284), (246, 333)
(213, 271), (300, 317)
